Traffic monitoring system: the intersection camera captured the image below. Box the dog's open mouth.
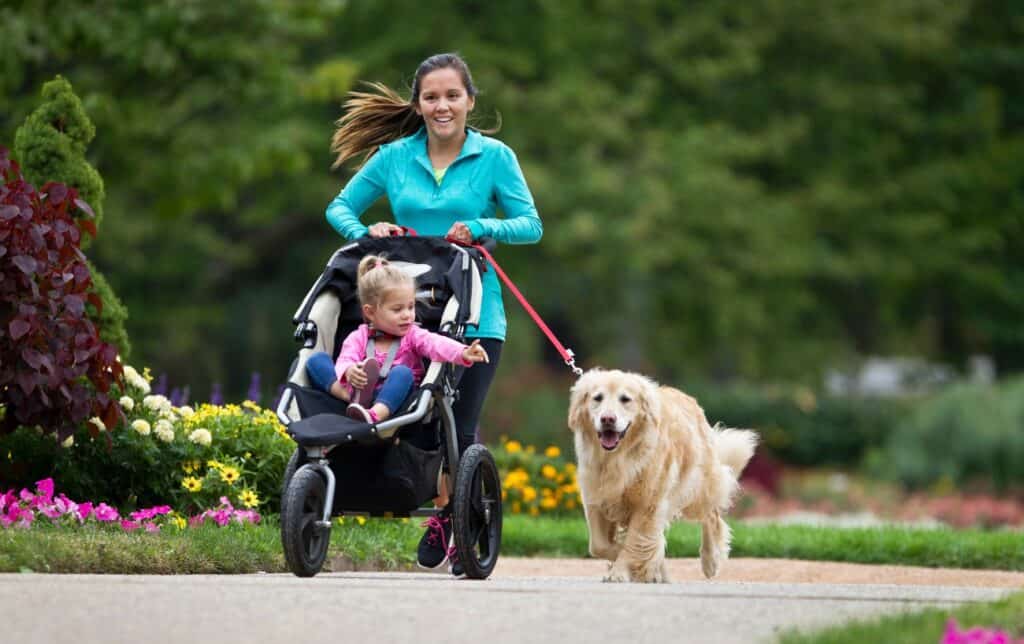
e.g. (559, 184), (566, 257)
(598, 428), (626, 451)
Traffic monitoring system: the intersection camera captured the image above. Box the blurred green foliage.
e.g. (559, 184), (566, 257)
(1, 0), (1022, 402)
(869, 376), (1024, 493)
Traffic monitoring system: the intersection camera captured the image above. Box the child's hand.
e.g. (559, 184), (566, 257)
(462, 340), (489, 364)
(346, 363), (368, 388)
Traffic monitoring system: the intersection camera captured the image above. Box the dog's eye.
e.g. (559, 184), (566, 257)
(620, 395), (632, 404)
(593, 393), (604, 403)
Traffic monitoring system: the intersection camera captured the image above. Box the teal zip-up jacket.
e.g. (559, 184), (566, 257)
(326, 127), (543, 340)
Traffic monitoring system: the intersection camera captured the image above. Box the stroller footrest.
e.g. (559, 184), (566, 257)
(287, 413), (380, 447)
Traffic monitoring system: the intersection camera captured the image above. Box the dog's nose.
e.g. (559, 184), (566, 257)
(600, 414), (616, 427)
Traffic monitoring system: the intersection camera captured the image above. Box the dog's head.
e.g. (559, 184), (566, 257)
(568, 368), (660, 452)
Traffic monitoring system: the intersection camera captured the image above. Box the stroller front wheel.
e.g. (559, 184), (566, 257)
(452, 444), (503, 579)
(281, 466), (331, 577)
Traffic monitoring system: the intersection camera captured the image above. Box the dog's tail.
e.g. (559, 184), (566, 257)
(713, 426), (759, 476)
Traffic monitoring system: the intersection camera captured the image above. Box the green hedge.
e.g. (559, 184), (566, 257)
(869, 376), (1024, 493)
(689, 383), (908, 468)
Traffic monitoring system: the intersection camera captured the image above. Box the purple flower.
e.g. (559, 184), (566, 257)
(246, 372), (262, 404)
(210, 382), (223, 406)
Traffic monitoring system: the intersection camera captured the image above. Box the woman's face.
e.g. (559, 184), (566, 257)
(415, 67), (475, 145)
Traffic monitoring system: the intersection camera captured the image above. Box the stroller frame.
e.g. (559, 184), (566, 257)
(277, 236), (503, 579)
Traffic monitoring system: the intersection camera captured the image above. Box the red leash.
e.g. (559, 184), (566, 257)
(451, 238), (582, 376)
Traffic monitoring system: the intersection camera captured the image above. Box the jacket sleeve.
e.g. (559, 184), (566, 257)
(409, 326), (472, 366)
(334, 326), (369, 383)
(464, 144), (543, 244)
(325, 145), (392, 240)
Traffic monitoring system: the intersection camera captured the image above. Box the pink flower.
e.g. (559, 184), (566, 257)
(40, 504), (63, 520)
(120, 519), (141, 531)
(76, 502), (93, 522)
(94, 503), (120, 522)
(34, 478), (54, 503)
(143, 522), (160, 533)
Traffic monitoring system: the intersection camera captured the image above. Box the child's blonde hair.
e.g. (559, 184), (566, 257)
(356, 254), (414, 307)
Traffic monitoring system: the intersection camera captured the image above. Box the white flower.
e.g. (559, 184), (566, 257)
(177, 405), (195, 419)
(119, 396), (135, 412)
(154, 419), (175, 443)
(188, 428), (212, 446)
(143, 394), (172, 413)
(88, 416), (106, 433)
(61, 435), (74, 448)
(159, 408), (178, 423)
(123, 365), (151, 394)
(131, 419), (151, 436)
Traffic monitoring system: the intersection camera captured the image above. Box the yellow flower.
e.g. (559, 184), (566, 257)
(564, 499), (577, 510)
(182, 461), (195, 474)
(541, 464), (558, 480)
(512, 501), (522, 514)
(356, 516), (367, 526)
(540, 496), (558, 510)
(172, 516), (187, 529)
(522, 486), (537, 503)
(529, 506), (540, 516)
(219, 467), (240, 485)
(565, 463), (577, 474)
(244, 452), (252, 459)
(545, 445), (561, 458)
(238, 489), (259, 508)
(182, 477), (202, 492)
(501, 489), (507, 501)
(336, 517), (345, 525)
(207, 459), (222, 469)
(504, 440), (522, 453)
(525, 445), (535, 454)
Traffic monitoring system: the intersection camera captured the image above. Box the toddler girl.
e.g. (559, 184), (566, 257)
(304, 254), (489, 425)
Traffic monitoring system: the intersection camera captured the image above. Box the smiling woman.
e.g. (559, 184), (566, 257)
(322, 52), (543, 574)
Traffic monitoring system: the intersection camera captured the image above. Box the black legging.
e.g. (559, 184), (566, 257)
(451, 338), (503, 455)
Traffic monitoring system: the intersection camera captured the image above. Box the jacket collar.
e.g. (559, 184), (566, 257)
(411, 127), (483, 175)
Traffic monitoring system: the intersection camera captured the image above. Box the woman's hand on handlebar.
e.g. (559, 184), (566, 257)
(445, 222), (473, 244)
(367, 222), (403, 238)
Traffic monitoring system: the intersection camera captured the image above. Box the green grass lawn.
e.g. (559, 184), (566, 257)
(2, 515), (1023, 574)
(779, 592), (1024, 643)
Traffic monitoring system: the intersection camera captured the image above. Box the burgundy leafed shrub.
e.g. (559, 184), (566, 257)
(0, 146), (122, 439)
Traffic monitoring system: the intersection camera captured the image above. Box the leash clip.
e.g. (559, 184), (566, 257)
(565, 349), (583, 377)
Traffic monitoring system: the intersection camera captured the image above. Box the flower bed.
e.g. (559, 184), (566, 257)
(1, 478), (259, 532)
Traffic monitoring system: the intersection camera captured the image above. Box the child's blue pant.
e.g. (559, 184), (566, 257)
(305, 352), (414, 413)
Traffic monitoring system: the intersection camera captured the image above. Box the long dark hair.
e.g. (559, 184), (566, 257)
(330, 53), (500, 169)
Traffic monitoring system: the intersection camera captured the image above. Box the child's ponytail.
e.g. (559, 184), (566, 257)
(356, 254), (413, 307)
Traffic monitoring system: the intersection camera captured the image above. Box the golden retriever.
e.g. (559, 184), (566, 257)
(568, 368), (758, 583)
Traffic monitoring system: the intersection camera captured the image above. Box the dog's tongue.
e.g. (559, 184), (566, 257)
(599, 429), (620, 450)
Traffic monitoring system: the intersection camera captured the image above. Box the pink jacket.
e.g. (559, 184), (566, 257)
(333, 323), (472, 393)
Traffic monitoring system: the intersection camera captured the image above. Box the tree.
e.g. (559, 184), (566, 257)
(14, 76), (131, 357)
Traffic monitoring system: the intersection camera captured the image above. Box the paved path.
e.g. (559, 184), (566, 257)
(2, 560), (1018, 644)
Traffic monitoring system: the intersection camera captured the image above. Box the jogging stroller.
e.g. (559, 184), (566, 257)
(276, 234), (502, 579)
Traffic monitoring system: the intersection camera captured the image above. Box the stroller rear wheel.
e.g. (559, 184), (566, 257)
(281, 466), (331, 577)
(451, 444), (502, 579)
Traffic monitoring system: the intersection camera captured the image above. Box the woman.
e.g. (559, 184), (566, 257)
(325, 52), (543, 575)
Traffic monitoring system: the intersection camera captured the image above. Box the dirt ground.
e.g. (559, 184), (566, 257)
(490, 557), (1024, 588)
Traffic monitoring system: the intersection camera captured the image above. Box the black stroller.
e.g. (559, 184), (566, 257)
(276, 235), (502, 578)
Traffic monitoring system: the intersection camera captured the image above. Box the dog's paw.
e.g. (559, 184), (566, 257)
(700, 548), (721, 579)
(632, 558), (671, 583)
(603, 561), (630, 583)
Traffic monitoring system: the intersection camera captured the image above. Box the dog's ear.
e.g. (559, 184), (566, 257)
(567, 373), (594, 432)
(635, 375), (661, 428)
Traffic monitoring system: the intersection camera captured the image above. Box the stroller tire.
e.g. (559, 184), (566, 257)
(280, 447), (306, 502)
(281, 466), (331, 577)
(451, 444), (502, 579)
